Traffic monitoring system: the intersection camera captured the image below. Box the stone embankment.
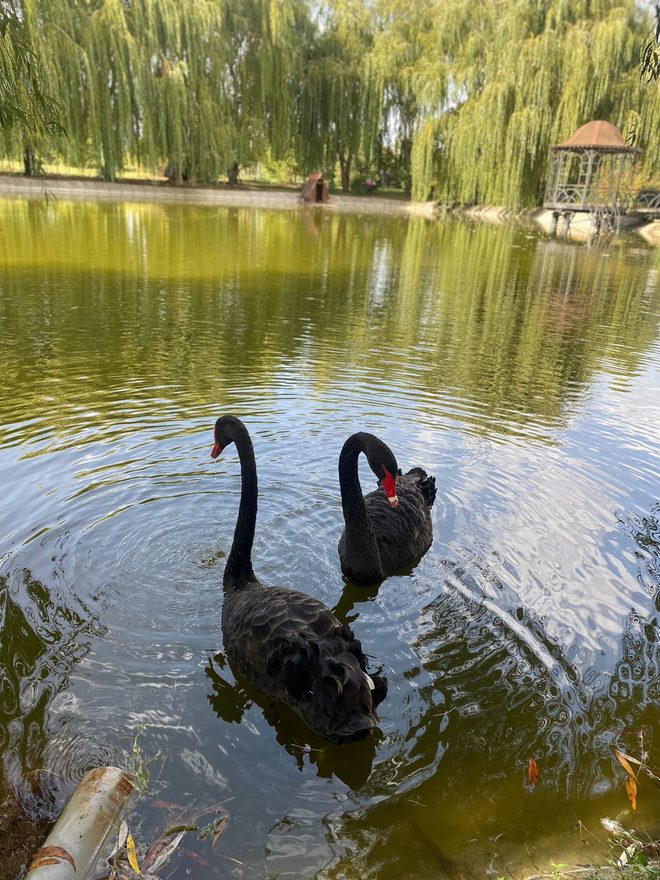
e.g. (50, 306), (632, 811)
(455, 203), (659, 244)
(1, 175), (656, 240)
(0, 174), (434, 217)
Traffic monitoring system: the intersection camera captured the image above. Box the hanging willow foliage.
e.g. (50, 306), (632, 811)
(0, 0), (657, 203)
(1, 0), (306, 181)
(640, 5), (660, 81)
(295, 0), (383, 190)
(0, 5), (61, 136)
(410, 0), (660, 205)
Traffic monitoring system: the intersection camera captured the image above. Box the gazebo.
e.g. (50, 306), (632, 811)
(543, 120), (640, 235)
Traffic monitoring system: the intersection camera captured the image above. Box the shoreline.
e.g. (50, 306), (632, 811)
(0, 173), (435, 217)
(455, 203), (660, 245)
(0, 174), (657, 243)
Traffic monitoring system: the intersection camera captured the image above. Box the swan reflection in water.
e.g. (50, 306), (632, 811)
(331, 580), (385, 626)
(205, 652), (379, 790)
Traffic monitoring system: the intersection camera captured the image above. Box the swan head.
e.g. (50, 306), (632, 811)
(360, 433), (400, 508)
(211, 414), (242, 458)
(381, 467), (399, 507)
(343, 432), (400, 508)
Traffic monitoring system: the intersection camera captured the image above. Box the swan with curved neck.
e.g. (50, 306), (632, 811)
(211, 415), (387, 743)
(338, 432), (436, 586)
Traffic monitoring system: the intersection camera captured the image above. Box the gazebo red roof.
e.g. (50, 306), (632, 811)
(554, 120), (634, 152)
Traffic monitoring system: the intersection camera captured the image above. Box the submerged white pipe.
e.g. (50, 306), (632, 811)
(27, 766), (134, 880)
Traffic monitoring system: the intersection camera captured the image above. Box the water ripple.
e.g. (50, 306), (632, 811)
(0, 202), (659, 878)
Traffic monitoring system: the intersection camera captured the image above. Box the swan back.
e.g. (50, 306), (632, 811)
(222, 585), (387, 742)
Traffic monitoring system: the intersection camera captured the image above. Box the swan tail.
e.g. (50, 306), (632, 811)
(268, 633), (319, 697)
(266, 629), (387, 742)
(368, 668), (388, 708)
(406, 467), (436, 509)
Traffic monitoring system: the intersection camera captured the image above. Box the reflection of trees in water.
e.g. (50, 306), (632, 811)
(0, 569), (96, 818)
(318, 506), (660, 878)
(1, 198), (659, 875)
(1, 201), (659, 446)
(607, 505), (660, 756)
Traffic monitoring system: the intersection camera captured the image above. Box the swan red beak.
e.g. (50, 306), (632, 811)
(382, 469), (398, 508)
(211, 441), (223, 459)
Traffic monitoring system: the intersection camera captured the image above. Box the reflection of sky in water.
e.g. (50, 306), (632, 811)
(423, 356), (660, 666)
(0, 200), (658, 878)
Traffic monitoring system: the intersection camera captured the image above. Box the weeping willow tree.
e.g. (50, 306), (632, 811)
(0, 0), (657, 201)
(640, 3), (660, 80)
(219, 0), (309, 174)
(132, 0), (234, 183)
(0, 4), (61, 148)
(295, 0), (383, 191)
(5, 0), (142, 179)
(408, 0), (660, 205)
(1, 0), (306, 181)
(368, 0), (435, 194)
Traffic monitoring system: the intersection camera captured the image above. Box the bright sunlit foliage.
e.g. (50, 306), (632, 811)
(1, 0), (658, 204)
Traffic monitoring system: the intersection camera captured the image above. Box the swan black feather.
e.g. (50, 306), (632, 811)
(213, 415), (387, 743)
(338, 432), (435, 585)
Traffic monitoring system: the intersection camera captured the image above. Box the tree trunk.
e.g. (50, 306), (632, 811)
(401, 137), (412, 196)
(339, 150), (352, 193)
(100, 160), (116, 182)
(23, 146), (38, 177)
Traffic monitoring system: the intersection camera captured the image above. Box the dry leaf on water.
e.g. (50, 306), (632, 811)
(127, 832), (142, 875)
(187, 850), (212, 867)
(108, 820), (130, 861)
(528, 758), (539, 786)
(614, 748), (639, 810)
(149, 799), (185, 811)
(213, 816), (229, 848)
(142, 831), (186, 874)
(614, 749), (639, 781)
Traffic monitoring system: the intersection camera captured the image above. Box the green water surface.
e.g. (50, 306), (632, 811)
(0, 197), (658, 878)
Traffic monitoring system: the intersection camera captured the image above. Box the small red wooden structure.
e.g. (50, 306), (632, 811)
(300, 172), (329, 203)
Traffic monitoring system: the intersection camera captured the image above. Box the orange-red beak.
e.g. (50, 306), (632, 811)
(383, 469), (398, 508)
(211, 441), (223, 459)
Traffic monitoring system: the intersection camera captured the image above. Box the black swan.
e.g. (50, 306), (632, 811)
(211, 415), (387, 743)
(338, 432), (436, 586)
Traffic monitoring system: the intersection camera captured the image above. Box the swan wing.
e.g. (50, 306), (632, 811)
(363, 469), (434, 569)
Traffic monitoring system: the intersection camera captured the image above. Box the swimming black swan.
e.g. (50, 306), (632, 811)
(211, 415), (387, 743)
(338, 432), (436, 586)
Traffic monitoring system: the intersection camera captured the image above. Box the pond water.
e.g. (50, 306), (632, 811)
(0, 196), (658, 879)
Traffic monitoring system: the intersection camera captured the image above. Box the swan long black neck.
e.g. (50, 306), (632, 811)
(338, 433), (383, 577)
(224, 421), (258, 589)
